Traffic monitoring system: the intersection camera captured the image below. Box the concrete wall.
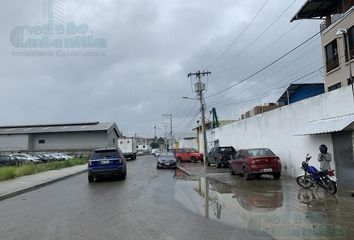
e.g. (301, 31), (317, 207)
(322, 9), (354, 91)
(30, 131), (108, 151)
(200, 86), (354, 177)
(178, 138), (198, 149)
(0, 134), (29, 151)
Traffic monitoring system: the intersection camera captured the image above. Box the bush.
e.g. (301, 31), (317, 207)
(0, 167), (16, 181)
(0, 158), (87, 182)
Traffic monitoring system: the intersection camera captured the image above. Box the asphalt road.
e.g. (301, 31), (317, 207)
(0, 155), (263, 240)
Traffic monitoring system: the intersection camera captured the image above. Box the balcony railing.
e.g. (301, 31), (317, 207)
(320, 14), (344, 32)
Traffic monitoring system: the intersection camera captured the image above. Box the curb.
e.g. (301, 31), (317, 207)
(0, 169), (87, 201)
(177, 165), (192, 176)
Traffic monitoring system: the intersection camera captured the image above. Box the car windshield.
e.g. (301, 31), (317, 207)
(159, 153), (175, 158)
(91, 150), (119, 160)
(247, 149), (275, 157)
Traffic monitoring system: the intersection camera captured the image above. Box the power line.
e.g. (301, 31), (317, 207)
(209, 55), (322, 107)
(211, 66), (324, 108)
(214, 22), (301, 73)
(174, 102), (198, 128)
(209, 35), (321, 105)
(206, 0), (270, 69)
(205, 31), (320, 99)
(214, 0), (300, 70)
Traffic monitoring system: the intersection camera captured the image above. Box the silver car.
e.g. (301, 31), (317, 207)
(157, 152), (177, 169)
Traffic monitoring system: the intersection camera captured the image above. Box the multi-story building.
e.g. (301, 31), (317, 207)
(291, 0), (354, 92)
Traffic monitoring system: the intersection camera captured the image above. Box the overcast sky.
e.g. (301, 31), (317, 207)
(0, 0), (323, 137)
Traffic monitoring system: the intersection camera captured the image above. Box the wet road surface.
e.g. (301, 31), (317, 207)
(0, 155), (264, 240)
(177, 163), (354, 239)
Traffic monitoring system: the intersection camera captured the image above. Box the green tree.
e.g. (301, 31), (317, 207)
(157, 137), (165, 145)
(151, 142), (159, 149)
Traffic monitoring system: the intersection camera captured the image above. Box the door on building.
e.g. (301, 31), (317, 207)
(332, 131), (354, 190)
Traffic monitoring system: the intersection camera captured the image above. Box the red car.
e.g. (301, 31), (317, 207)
(173, 148), (203, 163)
(229, 148), (281, 180)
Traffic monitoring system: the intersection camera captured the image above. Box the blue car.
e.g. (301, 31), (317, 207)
(88, 148), (127, 182)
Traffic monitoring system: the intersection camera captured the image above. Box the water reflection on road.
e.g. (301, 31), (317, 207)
(174, 172), (351, 239)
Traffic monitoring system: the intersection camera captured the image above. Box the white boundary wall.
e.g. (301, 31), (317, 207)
(200, 86), (354, 177)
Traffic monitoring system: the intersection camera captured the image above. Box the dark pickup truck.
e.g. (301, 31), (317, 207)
(207, 146), (237, 168)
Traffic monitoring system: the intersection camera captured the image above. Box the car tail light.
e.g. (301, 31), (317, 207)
(118, 158), (123, 164)
(328, 170), (335, 176)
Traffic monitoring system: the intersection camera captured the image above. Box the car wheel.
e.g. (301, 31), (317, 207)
(176, 157), (182, 163)
(190, 157), (196, 163)
(229, 167), (235, 175)
(273, 172), (281, 180)
(254, 174), (261, 179)
(157, 165), (161, 169)
(88, 176), (94, 183)
(120, 173), (126, 180)
(216, 162), (221, 168)
(243, 168), (251, 180)
(207, 162), (211, 166)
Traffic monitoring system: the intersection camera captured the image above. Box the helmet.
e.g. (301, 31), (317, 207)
(319, 144), (328, 154)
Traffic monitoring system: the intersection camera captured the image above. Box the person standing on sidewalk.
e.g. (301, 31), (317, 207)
(318, 144), (332, 171)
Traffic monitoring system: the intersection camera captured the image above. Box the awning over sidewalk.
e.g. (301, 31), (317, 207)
(294, 113), (354, 136)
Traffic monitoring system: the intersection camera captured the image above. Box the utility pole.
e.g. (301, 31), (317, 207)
(187, 70), (211, 165)
(162, 114), (173, 150)
(154, 124), (157, 141)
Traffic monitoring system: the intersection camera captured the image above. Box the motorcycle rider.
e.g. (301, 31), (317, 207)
(318, 144), (332, 171)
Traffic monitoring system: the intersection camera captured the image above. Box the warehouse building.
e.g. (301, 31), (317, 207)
(0, 121), (122, 153)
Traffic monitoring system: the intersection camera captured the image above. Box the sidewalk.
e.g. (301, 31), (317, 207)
(0, 164), (87, 201)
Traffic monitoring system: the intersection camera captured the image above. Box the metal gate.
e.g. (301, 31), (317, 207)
(333, 131), (354, 190)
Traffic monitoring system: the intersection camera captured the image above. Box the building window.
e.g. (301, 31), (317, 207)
(38, 139), (45, 144)
(348, 78), (354, 85)
(345, 26), (354, 62)
(325, 40), (339, 72)
(328, 82), (342, 91)
(113, 138), (115, 144)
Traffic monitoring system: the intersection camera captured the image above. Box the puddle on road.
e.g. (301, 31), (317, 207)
(173, 171), (351, 239)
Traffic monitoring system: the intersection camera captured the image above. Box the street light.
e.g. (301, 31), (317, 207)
(336, 28), (353, 86)
(182, 96), (199, 100)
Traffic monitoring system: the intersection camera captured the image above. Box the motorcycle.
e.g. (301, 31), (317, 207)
(296, 154), (337, 195)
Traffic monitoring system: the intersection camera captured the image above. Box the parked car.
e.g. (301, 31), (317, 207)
(207, 146), (236, 168)
(152, 148), (162, 157)
(14, 153), (41, 163)
(87, 148), (127, 182)
(174, 148), (203, 163)
(50, 153), (65, 161)
(229, 148), (281, 180)
(157, 152), (177, 169)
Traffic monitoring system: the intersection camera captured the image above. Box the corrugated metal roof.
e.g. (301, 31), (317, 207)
(295, 114), (354, 136)
(0, 122), (116, 135)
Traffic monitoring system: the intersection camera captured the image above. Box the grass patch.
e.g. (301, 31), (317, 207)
(0, 158), (86, 182)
